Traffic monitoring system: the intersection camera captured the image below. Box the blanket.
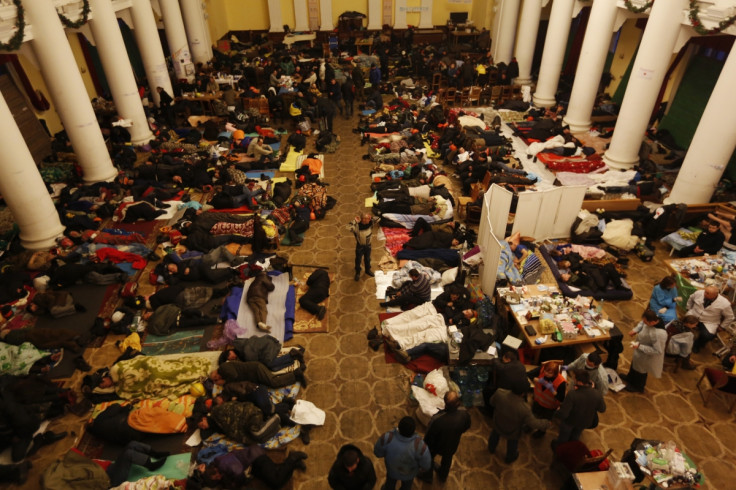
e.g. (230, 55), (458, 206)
(498, 241), (522, 285)
(236, 272), (292, 342)
(382, 227), (412, 256)
(0, 341), (49, 376)
(536, 152), (605, 174)
(111, 354), (212, 400)
(381, 302), (448, 350)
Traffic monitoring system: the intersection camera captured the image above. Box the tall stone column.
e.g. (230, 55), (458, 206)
(564, 0), (618, 132)
(129, 0), (173, 107)
(0, 92), (65, 250)
(603, 0), (687, 170)
(293, 0), (309, 32)
(89, 0), (152, 144)
(367, 0), (382, 30)
(394, 0), (408, 29)
(22, 0), (116, 183)
(533, 0), (575, 107)
(319, 0), (333, 31)
(493, 0), (521, 66)
(668, 45), (736, 204)
(179, 0), (213, 65)
(418, 0), (433, 29)
(159, 0), (194, 82)
(514, 0), (543, 85)
(267, 0), (284, 32)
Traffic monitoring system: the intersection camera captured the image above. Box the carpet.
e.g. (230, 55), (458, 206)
(35, 283), (118, 378)
(292, 269), (331, 334)
(141, 329), (205, 356)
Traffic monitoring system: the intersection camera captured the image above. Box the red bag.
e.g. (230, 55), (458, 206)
(149, 271), (160, 285)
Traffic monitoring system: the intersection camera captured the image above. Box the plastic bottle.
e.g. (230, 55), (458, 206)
(131, 312), (142, 333)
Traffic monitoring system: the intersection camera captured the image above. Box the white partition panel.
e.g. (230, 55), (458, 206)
(511, 191), (543, 237)
(552, 185), (587, 238)
(487, 184), (513, 240)
(480, 232), (503, 296)
(534, 187), (563, 240)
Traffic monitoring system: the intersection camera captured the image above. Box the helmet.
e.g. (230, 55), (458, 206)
(190, 382), (206, 397)
(232, 129), (245, 141)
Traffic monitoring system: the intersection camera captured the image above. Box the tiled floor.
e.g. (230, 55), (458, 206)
(15, 111), (733, 489)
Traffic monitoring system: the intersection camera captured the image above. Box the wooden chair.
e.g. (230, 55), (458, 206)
(501, 85), (513, 104)
(431, 72), (442, 92)
(466, 86), (482, 106)
(696, 366), (736, 413)
(490, 85), (503, 106)
(444, 87), (457, 107)
(458, 87), (471, 106)
(511, 85), (523, 100)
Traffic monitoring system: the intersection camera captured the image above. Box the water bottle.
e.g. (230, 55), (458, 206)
(131, 312), (142, 333)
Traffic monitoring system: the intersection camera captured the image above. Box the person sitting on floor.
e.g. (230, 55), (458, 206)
(677, 220), (725, 257)
(379, 269), (431, 311)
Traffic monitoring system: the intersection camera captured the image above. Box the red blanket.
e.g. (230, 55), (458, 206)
(95, 248), (147, 269)
(382, 227), (412, 256)
(537, 152), (605, 174)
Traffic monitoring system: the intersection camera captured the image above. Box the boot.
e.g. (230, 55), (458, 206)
(681, 356), (696, 370)
(294, 368), (308, 388)
(144, 456), (167, 471)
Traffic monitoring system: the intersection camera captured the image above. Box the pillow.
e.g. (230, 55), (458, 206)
(440, 267), (458, 286)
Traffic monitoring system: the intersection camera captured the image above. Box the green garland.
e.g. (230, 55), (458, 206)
(689, 0), (736, 35)
(58, 0), (90, 29)
(0, 0), (25, 52)
(624, 0), (654, 14)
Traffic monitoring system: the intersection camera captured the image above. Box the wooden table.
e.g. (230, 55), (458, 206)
(283, 32), (316, 48)
(665, 255), (736, 302)
(497, 284), (612, 363)
(178, 92), (222, 115)
(449, 30), (480, 48)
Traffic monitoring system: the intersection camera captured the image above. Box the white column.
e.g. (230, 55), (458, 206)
(493, 0), (521, 66)
(319, 0), (333, 30)
(533, 0), (575, 108)
(394, 0), (408, 29)
(89, 0), (152, 145)
(514, 0), (543, 85)
(368, 0), (382, 30)
(179, 0), (213, 65)
(668, 46), (736, 204)
(603, 0), (687, 170)
(564, 0), (618, 132)
(267, 0), (284, 32)
(0, 93), (65, 250)
(129, 0), (173, 107)
(418, 0), (433, 29)
(22, 0), (116, 183)
(293, 0), (309, 32)
(159, 0), (194, 82)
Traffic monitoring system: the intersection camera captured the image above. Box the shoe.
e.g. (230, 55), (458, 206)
(369, 338), (382, 351)
(317, 306), (326, 321)
(257, 322), (271, 332)
(289, 348), (305, 369)
(365, 270), (374, 277)
(149, 449), (170, 459)
(681, 357), (696, 370)
(392, 348), (411, 364)
(505, 453), (519, 464)
(294, 368), (308, 388)
(74, 356), (92, 372)
(144, 457), (167, 471)
(379, 302), (389, 308)
(624, 385), (644, 393)
(367, 326), (379, 340)
(300, 426), (311, 445)
(354, 272), (360, 282)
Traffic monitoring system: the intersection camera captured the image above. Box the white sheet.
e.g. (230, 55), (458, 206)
(236, 273), (290, 342)
(381, 302), (448, 350)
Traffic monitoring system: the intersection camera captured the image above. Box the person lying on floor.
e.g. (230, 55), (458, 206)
(0, 342), (62, 376)
(193, 399), (282, 445)
(159, 247), (242, 285)
(559, 262), (625, 292)
(145, 283), (231, 311)
(188, 446), (308, 489)
(218, 337), (306, 372)
(27, 290), (86, 318)
(211, 359), (307, 388)
(143, 304), (219, 336)
(2, 326), (88, 354)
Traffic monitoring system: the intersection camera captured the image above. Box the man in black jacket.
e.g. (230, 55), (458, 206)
(298, 268), (330, 320)
(482, 349), (529, 414)
(328, 443), (377, 489)
(420, 391), (471, 482)
(553, 370), (606, 448)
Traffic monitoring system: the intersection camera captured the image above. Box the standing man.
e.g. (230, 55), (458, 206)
(420, 391), (471, 483)
(488, 386), (549, 464)
(369, 64), (382, 88)
(156, 86), (175, 127)
(342, 74), (355, 119)
(482, 348), (529, 415)
(373, 416), (431, 490)
(327, 78), (344, 117)
(553, 370), (606, 448)
(687, 285), (734, 353)
(348, 213), (378, 282)
(328, 443), (377, 489)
